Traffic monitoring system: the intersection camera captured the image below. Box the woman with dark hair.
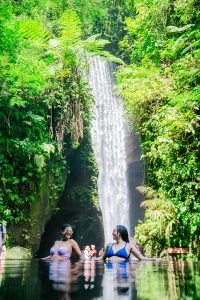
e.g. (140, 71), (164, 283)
(101, 225), (161, 262)
(42, 224), (82, 260)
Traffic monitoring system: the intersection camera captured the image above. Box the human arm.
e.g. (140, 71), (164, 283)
(96, 243), (111, 261)
(130, 244), (161, 261)
(41, 255), (52, 260)
(71, 239), (82, 258)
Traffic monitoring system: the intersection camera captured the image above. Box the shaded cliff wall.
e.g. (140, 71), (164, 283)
(37, 134), (104, 257)
(10, 157), (69, 253)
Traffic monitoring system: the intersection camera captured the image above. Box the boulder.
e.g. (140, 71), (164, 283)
(5, 247), (32, 259)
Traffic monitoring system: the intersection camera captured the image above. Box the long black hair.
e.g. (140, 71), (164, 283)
(117, 225), (129, 243)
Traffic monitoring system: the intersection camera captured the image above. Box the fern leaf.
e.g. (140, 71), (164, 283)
(59, 9), (82, 44)
(18, 19), (50, 44)
(83, 34), (111, 51)
(80, 35), (124, 64)
(96, 51), (124, 65)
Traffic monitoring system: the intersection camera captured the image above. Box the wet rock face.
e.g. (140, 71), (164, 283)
(60, 196), (104, 251)
(37, 137), (104, 258)
(9, 164), (68, 255)
(37, 198), (104, 258)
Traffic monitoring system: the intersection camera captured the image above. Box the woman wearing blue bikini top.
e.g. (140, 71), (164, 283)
(101, 225), (161, 262)
(42, 224), (82, 260)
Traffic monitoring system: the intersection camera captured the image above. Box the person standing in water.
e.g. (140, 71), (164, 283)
(0, 222), (6, 259)
(90, 245), (97, 259)
(100, 225), (161, 262)
(83, 245), (91, 260)
(42, 224), (82, 260)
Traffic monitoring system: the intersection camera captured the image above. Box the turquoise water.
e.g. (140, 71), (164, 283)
(0, 259), (199, 300)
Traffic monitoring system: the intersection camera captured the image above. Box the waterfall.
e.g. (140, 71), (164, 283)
(88, 56), (144, 244)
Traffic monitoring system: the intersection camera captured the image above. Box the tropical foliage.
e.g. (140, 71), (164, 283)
(0, 0), (117, 239)
(1, 0), (199, 257)
(0, 2), (81, 226)
(115, 0), (200, 256)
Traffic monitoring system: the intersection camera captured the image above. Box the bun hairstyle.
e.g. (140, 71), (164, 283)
(117, 225), (129, 243)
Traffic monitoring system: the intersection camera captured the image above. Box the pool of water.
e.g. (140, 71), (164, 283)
(0, 259), (199, 300)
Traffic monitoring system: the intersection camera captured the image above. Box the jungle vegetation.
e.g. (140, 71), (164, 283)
(65, 0), (200, 256)
(0, 0), (199, 257)
(0, 0), (117, 245)
(114, 0), (200, 256)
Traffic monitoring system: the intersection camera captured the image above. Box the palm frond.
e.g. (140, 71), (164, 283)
(138, 185), (176, 230)
(165, 220), (177, 237)
(136, 185), (156, 199)
(141, 198), (175, 211)
(146, 208), (174, 220)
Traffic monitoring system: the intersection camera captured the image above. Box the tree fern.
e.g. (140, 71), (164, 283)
(59, 9), (82, 44)
(81, 34), (124, 64)
(18, 18), (50, 44)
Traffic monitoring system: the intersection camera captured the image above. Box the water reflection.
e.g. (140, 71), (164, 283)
(0, 259), (199, 300)
(0, 258), (5, 287)
(99, 261), (133, 300)
(134, 261), (200, 300)
(47, 259), (103, 299)
(83, 259), (96, 290)
(49, 260), (73, 292)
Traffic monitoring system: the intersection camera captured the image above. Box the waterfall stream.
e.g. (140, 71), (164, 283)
(89, 56), (144, 244)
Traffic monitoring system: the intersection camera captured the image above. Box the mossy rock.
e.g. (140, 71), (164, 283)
(6, 247), (32, 259)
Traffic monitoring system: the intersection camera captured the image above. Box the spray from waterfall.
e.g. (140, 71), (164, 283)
(89, 56), (134, 244)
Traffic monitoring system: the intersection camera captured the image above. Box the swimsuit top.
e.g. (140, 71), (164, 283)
(50, 244), (70, 257)
(106, 243), (129, 260)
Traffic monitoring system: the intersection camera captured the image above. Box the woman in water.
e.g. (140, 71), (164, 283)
(42, 224), (82, 260)
(101, 225), (161, 262)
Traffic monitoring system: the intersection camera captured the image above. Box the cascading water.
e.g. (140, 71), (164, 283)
(89, 56), (141, 244)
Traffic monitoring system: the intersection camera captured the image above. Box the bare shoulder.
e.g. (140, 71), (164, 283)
(70, 239), (78, 246)
(128, 241), (142, 251)
(53, 240), (60, 246)
(126, 242), (134, 250)
(105, 243), (112, 249)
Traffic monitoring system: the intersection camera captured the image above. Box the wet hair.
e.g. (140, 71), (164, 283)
(61, 224), (72, 232)
(116, 225), (129, 243)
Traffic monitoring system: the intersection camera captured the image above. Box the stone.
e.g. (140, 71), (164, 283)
(5, 247), (32, 259)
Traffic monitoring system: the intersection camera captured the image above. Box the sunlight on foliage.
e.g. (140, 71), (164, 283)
(116, 0), (200, 256)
